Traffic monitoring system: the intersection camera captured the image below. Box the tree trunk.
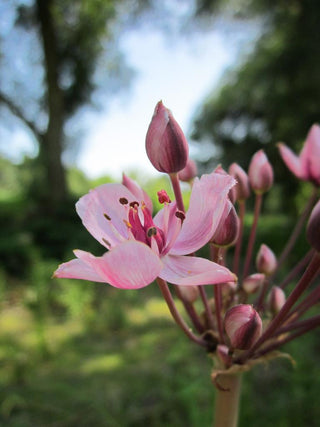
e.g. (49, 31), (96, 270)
(36, 0), (68, 208)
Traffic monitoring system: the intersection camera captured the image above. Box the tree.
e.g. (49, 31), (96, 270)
(0, 0), (134, 209)
(191, 0), (320, 196)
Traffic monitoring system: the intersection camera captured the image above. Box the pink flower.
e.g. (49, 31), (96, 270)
(54, 173), (236, 289)
(278, 124), (320, 186)
(248, 150), (273, 193)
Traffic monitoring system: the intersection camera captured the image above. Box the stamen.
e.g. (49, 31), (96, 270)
(104, 213), (111, 221)
(175, 210), (186, 221)
(119, 197), (128, 205)
(123, 219), (132, 228)
(157, 189), (171, 204)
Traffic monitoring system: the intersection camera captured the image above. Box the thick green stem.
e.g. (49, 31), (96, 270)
(214, 373), (242, 427)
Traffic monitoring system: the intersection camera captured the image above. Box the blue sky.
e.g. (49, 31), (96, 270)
(0, 10), (258, 180)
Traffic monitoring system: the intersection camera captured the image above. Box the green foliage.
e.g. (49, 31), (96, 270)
(192, 0), (320, 211)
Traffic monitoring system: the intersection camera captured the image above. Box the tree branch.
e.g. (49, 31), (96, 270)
(0, 91), (42, 141)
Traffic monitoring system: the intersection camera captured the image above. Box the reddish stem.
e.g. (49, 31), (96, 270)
(237, 252), (320, 363)
(233, 200), (246, 276)
(170, 173), (185, 213)
(279, 249), (314, 290)
(157, 278), (207, 347)
(275, 187), (318, 272)
(242, 193), (263, 279)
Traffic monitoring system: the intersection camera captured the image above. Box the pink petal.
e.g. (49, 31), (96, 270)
(278, 143), (305, 180)
(160, 254), (236, 286)
(53, 251), (106, 282)
(303, 124), (320, 185)
(122, 174), (153, 213)
(170, 172), (235, 255)
(76, 183), (138, 248)
(75, 241), (163, 289)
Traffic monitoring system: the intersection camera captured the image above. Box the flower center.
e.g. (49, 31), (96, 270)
(121, 198), (165, 252)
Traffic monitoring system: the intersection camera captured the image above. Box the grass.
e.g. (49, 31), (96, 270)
(0, 277), (319, 427)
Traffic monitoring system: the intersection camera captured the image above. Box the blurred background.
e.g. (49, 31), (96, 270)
(0, 0), (319, 425)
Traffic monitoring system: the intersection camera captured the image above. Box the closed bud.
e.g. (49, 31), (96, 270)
(224, 304), (262, 350)
(216, 344), (232, 367)
(145, 101), (189, 173)
(248, 150), (273, 193)
(177, 285), (199, 304)
(229, 163), (251, 201)
(221, 281), (237, 296)
(256, 244), (277, 276)
(267, 286), (286, 315)
(211, 201), (239, 247)
(242, 273), (265, 294)
(179, 158), (197, 182)
(306, 200), (320, 252)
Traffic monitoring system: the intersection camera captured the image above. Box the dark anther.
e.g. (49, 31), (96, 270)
(175, 210), (186, 221)
(104, 213), (111, 221)
(129, 201), (139, 208)
(147, 226), (157, 237)
(102, 238), (111, 247)
(119, 197), (129, 205)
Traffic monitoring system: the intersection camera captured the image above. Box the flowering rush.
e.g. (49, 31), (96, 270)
(54, 173), (236, 289)
(54, 102), (320, 426)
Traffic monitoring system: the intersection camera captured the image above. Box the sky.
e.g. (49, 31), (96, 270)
(76, 27), (242, 179)
(0, 7), (258, 180)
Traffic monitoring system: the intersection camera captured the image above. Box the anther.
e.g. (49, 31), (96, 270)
(175, 211), (186, 221)
(104, 213), (111, 221)
(147, 227), (157, 237)
(119, 197), (128, 205)
(129, 201), (139, 208)
(102, 238), (111, 247)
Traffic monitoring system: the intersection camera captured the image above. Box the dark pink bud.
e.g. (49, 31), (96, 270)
(228, 163), (251, 201)
(242, 273), (265, 294)
(256, 244), (277, 275)
(211, 201), (239, 247)
(224, 304), (262, 350)
(248, 150), (273, 193)
(177, 285), (199, 303)
(267, 286), (286, 315)
(306, 199), (320, 252)
(179, 158), (197, 182)
(145, 101), (189, 173)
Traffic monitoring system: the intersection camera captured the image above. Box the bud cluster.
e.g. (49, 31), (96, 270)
(145, 108), (320, 371)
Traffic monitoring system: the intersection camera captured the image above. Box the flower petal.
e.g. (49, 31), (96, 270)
(302, 124), (320, 185)
(160, 254), (236, 286)
(170, 172), (235, 255)
(76, 183), (138, 248)
(53, 251), (106, 282)
(278, 143), (306, 180)
(74, 241), (163, 289)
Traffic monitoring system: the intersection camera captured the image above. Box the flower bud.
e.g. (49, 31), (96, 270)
(242, 273), (265, 294)
(211, 201), (239, 247)
(248, 150), (273, 193)
(179, 158), (197, 182)
(306, 199), (320, 252)
(267, 286), (286, 315)
(177, 285), (199, 304)
(228, 163), (251, 201)
(256, 244), (277, 276)
(224, 304), (262, 350)
(220, 281), (237, 296)
(145, 101), (189, 173)
(216, 344), (232, 367)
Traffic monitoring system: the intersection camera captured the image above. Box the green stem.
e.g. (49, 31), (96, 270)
(214, 373), (242, 427)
